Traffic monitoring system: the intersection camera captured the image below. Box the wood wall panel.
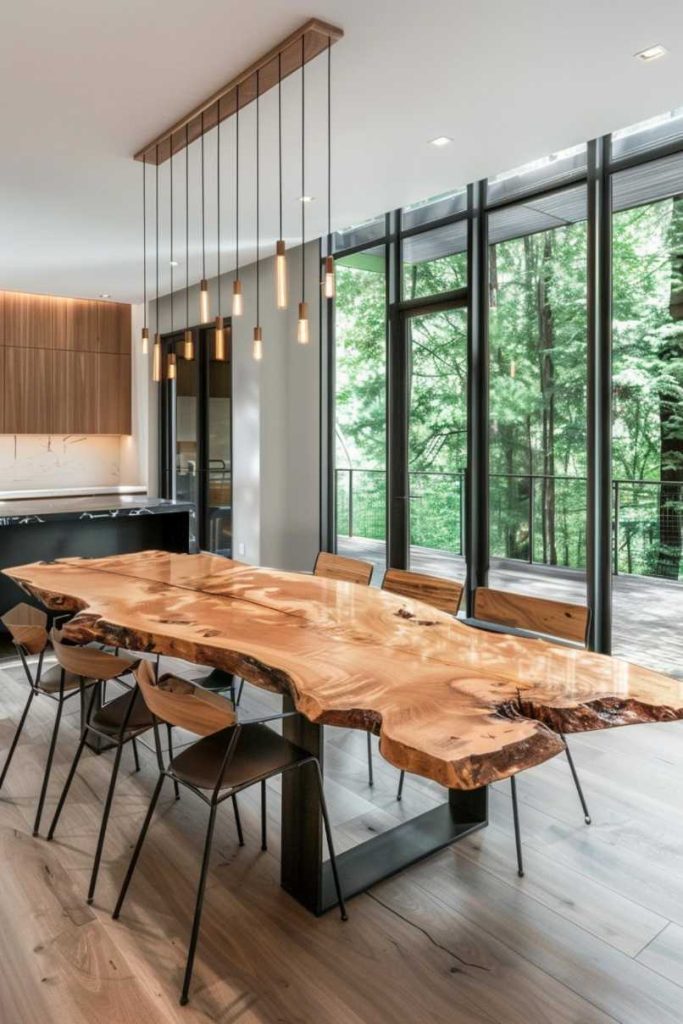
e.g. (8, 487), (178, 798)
(4, 348), (53, 433)
(0, 346), (5, 431)
(1, 291), (132, 434)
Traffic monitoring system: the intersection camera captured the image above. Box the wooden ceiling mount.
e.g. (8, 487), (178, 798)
(134, 18), (344, 165)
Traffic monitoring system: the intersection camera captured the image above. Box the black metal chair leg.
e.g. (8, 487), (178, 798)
(510, 775), (524, 878)
(396, 770), (405, 801)
(132, 737), (141, 773)
(113, 773), (165, 920)
(167, 724), (180, 800)
(260, 780), (267, 851)
(235, 679), (244, 706)
(231, 793), (244, 846)
(180, 804), (218, 1006)
(366, 732), (374, 787)
(312, 760), (348, 921)
(33, 697), (64, 837)
(87, 740), (124, 904)
(47, 731), (88, 840)
(0, 689), (34, 790)
(561, 732), (591, 825)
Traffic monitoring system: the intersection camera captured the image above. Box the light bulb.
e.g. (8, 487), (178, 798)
(232, 279), (244, 317)
(167, 352), (177, 380)
(214, 316), (226, 361)
(141, 326), (149, 354)
(324, 255), (336, 299)
(199, 279), (210, 323)
(183, 329), (194, 361)
(297, 301), (309, 345)
(152, 334), (162, 382)
(275, 240), (288, 309)
(253, 325), (263, 361)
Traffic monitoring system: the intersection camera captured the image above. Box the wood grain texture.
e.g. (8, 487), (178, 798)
(474, 587), (589, 645)
(51, 629), (136, 680)
(0, 602), (48, 655)
(52, 350), (99, 433)
(96, 352), (131, 433)
(136, 659), (236, 735)
(382, 568), (463, 615)
(3, 291), (65, 349)
(314, 551), (374, 586)
(5, 551), (683, 791)
(4, 347), (53, 432)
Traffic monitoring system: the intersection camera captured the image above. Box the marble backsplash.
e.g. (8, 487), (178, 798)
(0, 435), (123, 495)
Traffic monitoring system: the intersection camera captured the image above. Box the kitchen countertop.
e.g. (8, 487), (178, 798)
(0, 495), (194, 526)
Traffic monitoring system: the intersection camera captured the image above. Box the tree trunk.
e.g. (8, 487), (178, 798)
(657, 194), (683, 579)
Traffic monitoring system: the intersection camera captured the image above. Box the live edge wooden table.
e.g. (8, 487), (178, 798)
(5, 551), (683, 916)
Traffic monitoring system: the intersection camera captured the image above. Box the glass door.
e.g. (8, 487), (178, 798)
(406, 307), (468, 575)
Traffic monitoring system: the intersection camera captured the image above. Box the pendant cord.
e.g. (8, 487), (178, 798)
(301, 36), (305, 302)
(235, 84), (240, 279)
(185, 124), (189, 328)
(170, 143), (174, 333)
(278, 52), (283, 241)
(327, 37), (332, 238)
(155, 147), (159, 334)
(256, 69), (260, 324)
(217, 101), (221, 317)
(201, 112), (206, 280)
(142, 154), (147, 328)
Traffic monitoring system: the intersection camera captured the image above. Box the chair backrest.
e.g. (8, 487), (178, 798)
(473, 587), (589, 646)
(313, 551), (373, 586)
(381, 568), (463, 616)
(135, 659), (236, 736)
(1, 602), (48, 654)
(50, 628), (132, 680)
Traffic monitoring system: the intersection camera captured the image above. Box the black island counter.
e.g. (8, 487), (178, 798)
(0, 495), (194, 617)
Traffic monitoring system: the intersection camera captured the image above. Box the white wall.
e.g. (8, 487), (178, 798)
(154, 240), (321, 571)
(0, 302), (151, 499)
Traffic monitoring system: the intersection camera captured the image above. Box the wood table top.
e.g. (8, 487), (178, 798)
(4, 550), (683, 790)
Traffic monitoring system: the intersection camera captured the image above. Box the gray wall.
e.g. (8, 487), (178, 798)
(153, 240), (321, 571)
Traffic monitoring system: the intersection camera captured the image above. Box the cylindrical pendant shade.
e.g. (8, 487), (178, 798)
(214, 316), (227, 361)
(199, 279), (210, 323)
(141, 326), (149, 355)
(297, 301), (309, 345)
(232, 279), (244, 317)
(253, 325), (263, 361)
(183, 329), (194, 361)
(275, 239), (288, 309)
(167, 351), (177, 380)
(324, 255), (336, 299)
(152, 334), (162, 382)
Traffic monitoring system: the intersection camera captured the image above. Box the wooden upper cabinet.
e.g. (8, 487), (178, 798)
(4, 291), (66, 349)
(97, 353), (131, 434)
(64, 299), (100, 352)
(4, 348), (54, 432)
(52, 351), (99, 433)
(98, 301), (131, 353)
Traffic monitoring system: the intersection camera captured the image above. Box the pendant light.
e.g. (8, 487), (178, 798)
(214, 99), (227, 361)
(183, 124), (194, 361)
(167, 141), (176, 380)
(232, 84), (244, 317)
(152, 145), (162, 382)
(274, 53), (288, 309)
(323, 38), (336, 299)
(141, 153), (149, 353)
(199, 112), (210, 323)
(297, 38), (309, 345)
(253, 69), (263, 361)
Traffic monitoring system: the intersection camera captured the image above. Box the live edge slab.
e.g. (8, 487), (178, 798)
(5, 550), (683, 914)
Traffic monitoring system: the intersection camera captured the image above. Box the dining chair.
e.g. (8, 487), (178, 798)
(382, 569), (464, 801)
(313, 550), (375, 782)
(0, 605), (97, 836)
(45, 630), (146, 903)
(113, 660), (347, 1005)
(473, 586), (592, 877)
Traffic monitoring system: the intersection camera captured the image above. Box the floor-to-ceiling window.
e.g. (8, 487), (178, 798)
(333, 240), (387, 575)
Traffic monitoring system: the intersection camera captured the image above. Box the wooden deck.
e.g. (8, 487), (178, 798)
(338, 536), (683, 675)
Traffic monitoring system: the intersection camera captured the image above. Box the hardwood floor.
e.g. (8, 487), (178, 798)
(1, 651), (683, 1023)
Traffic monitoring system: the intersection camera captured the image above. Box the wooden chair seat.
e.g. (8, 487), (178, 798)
(170, 723), (309, 791)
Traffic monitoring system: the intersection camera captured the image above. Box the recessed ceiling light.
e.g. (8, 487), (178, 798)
(100, 293), (111, 299)
(429, 136), (452, 147)
(169, 259), (180, 266)
(635, 44), (668, 62)
(299, 195), (315, 203)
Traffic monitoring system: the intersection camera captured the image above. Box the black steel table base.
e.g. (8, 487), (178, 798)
(281, 696), (488, 916)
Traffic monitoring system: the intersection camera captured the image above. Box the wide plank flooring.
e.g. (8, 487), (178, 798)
(1, 650), (682, 1023)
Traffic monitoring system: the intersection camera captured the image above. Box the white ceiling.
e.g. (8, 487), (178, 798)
(2, 0), (683, 303)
